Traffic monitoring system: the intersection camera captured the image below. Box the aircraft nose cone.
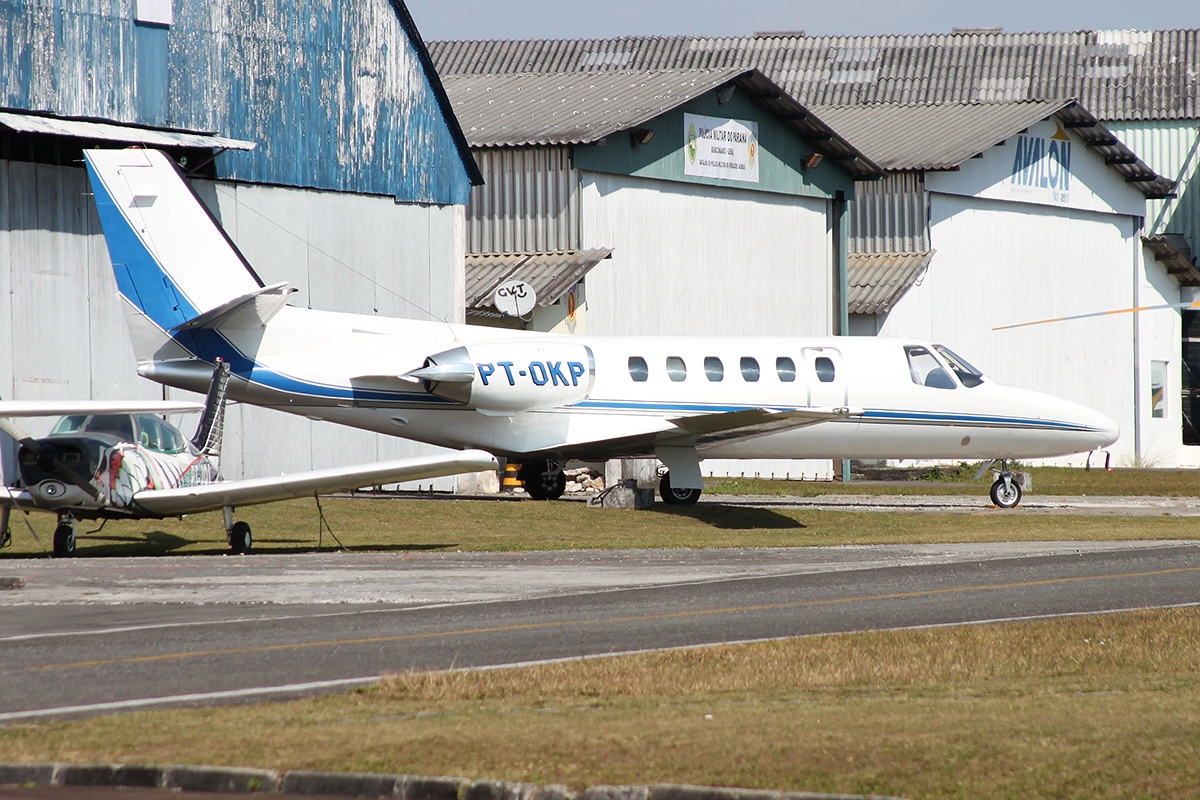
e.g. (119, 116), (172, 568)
(1076, 403), (1120, 449)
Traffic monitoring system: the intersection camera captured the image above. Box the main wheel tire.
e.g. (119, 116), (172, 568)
(229, 520), (253, 554)
(990, 477), (1022, 509)
(523, 470), (564, 501)
(659, 471), (701, 506)
(53, 523), (76, 558)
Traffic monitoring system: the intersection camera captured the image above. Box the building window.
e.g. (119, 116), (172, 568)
(1152, 360), (1168, 418)
(740, 357), (760, 382)
(666, 356), (687, 382)
(776, 357), (796, 382)
(814, 356), (836, 383)
(628, 356), (648, 382)
(704, 357), (724, 382)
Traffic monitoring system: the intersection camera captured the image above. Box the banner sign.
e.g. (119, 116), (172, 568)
(684, 113), (760, 183)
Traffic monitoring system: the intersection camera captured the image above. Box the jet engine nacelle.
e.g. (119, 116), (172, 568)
(410, 342), (595, 411)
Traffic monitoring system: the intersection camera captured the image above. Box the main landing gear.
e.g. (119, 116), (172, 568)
(224, 506), (253, 554)
(983, 460), (1022, 509)
(659, 470), (702, 505)
(53, 513), (76, 558)
(518, 460), (566, 501)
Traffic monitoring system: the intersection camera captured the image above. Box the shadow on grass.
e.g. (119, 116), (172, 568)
(1, 534), (460, 559)
(650, 504), (804, 530)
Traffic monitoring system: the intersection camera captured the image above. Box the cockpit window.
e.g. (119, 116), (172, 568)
(82, 414), (135, 440)
(905, 346), (956, 390)
(51, 415), (87, 435)
(934, 345), (985, 388)
(135, 414), (185, 454)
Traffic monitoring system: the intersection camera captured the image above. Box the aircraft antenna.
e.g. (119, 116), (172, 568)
(192, 359), (231, 461)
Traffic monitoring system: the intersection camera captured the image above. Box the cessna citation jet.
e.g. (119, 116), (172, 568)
(81, 148), (1119, 511)
(0, 362), (496, 557)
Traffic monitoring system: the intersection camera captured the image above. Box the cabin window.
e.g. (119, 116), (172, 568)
(666, 356), (687, 382)
(136, 414), (165, 451)
(740, 357), (760, 382)
(905, 346), (956, 389)
(704, 356), (724, 382)
(628, 356), (649, 382)
(934, 345), (984, 388)
(814, 356), (836, 383)
(776, 357), (796, 382)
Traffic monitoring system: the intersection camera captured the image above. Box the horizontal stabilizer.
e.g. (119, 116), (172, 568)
(0, 400), (204, 419)
(172, 282), (296, 332)
(132, 449), (498, 516)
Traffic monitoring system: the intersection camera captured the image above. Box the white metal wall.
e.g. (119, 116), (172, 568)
(580, 171), (832, 336)
(880, 192), (1187, 466)
(0, 159), (466, 484)
(579, 170), (835, 479)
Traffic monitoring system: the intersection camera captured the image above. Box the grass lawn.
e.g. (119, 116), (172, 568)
(4, 607), (1199, 800)
(1, 492), (1198, 558)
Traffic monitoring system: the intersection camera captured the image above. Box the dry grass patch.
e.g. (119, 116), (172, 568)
(5, 608), (1200, 799)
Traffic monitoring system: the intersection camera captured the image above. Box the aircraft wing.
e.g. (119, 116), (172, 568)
(0, 486), (35, 510)
(0, 400), (203, 418)
(665, 406), (863, 447)
(132, 449), (498, 516)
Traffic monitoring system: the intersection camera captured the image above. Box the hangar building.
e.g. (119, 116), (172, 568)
(432, 30), (1200, 468)
(0, 0), (480, 484)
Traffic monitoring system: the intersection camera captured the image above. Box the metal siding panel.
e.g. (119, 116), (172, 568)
(466, 146), (579, 253)
(579, 171), (830, 337)
(850, 172), (927, 253)
(1, 0), (473, 203)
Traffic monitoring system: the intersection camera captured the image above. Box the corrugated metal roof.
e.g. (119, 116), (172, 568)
(815, 101), (1061, 170)
(0, 110), (257, 150)
(465, 249), (613, 309)
(848, 251), (934, 314)
(814, 101), (1175, 198)
(429, 30), (1200, 122)
(444, 68), (882, 178)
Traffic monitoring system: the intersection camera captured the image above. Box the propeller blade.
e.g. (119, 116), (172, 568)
(993, 300), (1200, 331)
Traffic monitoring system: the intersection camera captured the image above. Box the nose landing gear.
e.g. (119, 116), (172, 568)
(53, 514), (76, 558)
(981, 460), (1023, 509)
(518, 460), (567, 500)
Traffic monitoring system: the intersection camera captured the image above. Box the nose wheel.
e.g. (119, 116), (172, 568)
(988, 462), (1023, 509)
(53, 515), (76, 558)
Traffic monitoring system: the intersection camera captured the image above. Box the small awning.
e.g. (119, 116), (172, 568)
(0, 110), (256, 151)
(848, 251), (935, 315)
(465, 249), (613, 311)
(1144, 235), (1200, 287)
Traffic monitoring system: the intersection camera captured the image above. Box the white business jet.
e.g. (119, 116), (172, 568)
(81, 148), (1119, 510)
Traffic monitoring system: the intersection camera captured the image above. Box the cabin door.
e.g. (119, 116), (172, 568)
(801, 347), (847, 408)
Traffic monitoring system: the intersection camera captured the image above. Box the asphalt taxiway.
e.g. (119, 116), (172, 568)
(3, 538), (1200, 722)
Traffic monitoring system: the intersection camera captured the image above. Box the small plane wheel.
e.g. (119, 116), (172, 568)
(990, 477), (1022, 509)
(229, 520), (252, 554)
(53, 523), (76, 558)
(660, 471), (701, 506)
(520, 462), (566, 501)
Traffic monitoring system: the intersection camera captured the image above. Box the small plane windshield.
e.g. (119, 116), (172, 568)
(934, 345), (985, 388)
(82, 414), (135, 440)
(905, 346), (956, 389)
(50, 415), (88, 435)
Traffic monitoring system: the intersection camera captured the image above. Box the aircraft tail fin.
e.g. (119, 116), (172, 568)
(83, 149), (266, 339)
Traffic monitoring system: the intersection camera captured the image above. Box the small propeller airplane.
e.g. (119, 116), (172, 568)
(77, 147), (1120, 513)
(0, 359), (497, 557)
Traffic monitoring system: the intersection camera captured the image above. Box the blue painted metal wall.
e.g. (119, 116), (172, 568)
(0, 0), (477, 205)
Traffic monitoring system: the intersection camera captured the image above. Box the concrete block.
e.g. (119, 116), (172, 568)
(163, 765), (280, 793)
(587, 480), (655, 509)
(55, 763), (163, 788)
(779, 792), (867, 800)
(463, 779), (536, 800)
(0, 763), (57, 786)
(1014, 471), (1032, 492)
(580, 787), (650, 800)
(528, 785), (575, 800)
(281, 770), (400, 797)
(400, 774), (470, 800)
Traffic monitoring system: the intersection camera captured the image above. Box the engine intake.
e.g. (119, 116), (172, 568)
(412, 342), (595, 411)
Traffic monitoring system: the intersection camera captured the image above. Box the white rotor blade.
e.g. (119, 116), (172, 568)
(993, 300), (1200, 331)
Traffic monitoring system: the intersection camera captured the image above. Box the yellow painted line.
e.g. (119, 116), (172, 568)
(27, 565), (1200, 672)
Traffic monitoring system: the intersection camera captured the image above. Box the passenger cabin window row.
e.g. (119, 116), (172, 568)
(627, 355), (833, 383)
